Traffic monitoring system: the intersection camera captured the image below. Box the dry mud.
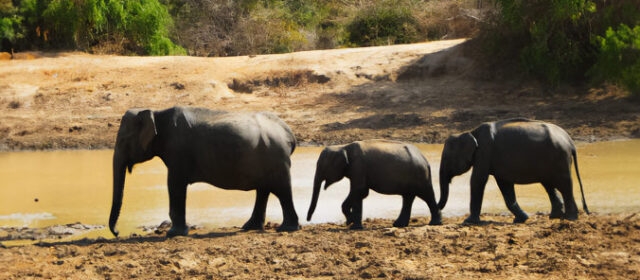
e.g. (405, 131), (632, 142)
(0, 39), (639, 151)
(1, 213), (639, 279)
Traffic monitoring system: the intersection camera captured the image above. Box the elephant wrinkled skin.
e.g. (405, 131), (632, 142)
(109, 106), (300, 237)
(438, 118), (589, 224)
(307, 140), (443, 229)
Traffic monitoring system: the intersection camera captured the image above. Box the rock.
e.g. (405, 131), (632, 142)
(170, 82), (185, 90)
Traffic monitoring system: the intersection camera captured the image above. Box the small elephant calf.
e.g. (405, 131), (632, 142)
(307, 140), (443, 229)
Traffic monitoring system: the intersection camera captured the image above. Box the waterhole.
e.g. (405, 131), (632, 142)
(0, 140), (638, 239)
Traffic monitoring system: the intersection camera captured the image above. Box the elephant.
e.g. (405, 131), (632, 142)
(437, 118), (589, 224)
(306, 140), (443, 229)
(108, 106), (300, 237)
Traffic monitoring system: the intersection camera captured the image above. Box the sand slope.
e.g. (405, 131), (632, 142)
(1, 39), (638, 150)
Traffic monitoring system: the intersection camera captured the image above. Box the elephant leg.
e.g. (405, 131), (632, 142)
(556, 176), (579, 220)
(242, 188), (269, 231)
(464, 169), (489, 224)
(342, 193), (354, 225)
(349, 189), (368, 230)
(542, 182), (564, 219)
(167, 173), (188, 237)
(418, 184), (442, 225)
(496, 178), (528, 223)
(393, 195), (415, 227)
(271, 171), (300, 232)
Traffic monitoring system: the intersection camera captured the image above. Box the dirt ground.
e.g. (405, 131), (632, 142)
(0, 214), (638, 279)
(1, 39), (639, 150)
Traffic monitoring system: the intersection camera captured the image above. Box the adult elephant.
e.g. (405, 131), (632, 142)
(438, 118), (589, 224)
(306, 140), (443, 229)
(109, 106), (299, 237)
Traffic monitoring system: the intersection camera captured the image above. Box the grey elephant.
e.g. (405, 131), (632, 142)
(109, 106), (300, 237)
(306, 140), (443, 229)
(438, 118), (589, 224)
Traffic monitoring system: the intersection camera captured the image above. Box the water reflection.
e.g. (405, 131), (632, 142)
(0, 140), (638, 237)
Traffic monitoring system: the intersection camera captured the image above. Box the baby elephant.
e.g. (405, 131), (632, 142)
(307, 140), (443, 229)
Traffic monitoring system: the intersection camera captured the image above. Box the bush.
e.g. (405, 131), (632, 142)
(346, 3), (418, 46)
(590, 24), (640, 94)
(0, 0), (184, 55)
(2, 0), (481, 56)
(479, 0), (640, 92)
(480, 0), (598, 84)
(42, 0), (78, 47)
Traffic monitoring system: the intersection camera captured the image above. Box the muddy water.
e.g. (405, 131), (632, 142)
(0, 140), (639, 238)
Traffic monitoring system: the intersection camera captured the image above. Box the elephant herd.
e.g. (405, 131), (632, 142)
(108, 106), (589, 237)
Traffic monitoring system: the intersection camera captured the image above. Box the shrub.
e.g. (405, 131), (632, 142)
(346, 3), (419, 46)
(124, 0), (184, 55)
(590, 24), (640, 94)
(0, 0), (184, 55)
(480, 0), (598, 84)
(479, 0), (640, 92)
(42, 0), (78, 48)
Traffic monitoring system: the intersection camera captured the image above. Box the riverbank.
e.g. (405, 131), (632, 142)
(0, 213), (638, 279)
(1, 39), (639, 151)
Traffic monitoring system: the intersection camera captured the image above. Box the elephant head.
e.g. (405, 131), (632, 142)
(438, 132), (477, 209)
(109, 109), (157, 237)
(306, 146), (349, 221)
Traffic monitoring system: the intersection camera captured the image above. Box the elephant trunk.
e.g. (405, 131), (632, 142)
(438, 168), (450, 210)
(306, 172), (324, 221)
(109, 153), (127, 237)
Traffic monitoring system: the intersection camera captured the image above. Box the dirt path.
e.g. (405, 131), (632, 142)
(1, 39), (639, 150)
(1, 214), (638, 279)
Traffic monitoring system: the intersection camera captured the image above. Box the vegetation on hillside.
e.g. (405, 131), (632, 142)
(479, 0), (640, 94)
(1, 0), (639, 94)
(0, 0), (185, 55)
(0, 0), (477, 55)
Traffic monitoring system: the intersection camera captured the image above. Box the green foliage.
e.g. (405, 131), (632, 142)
(346, 3), (418, 46)
(42, 0), (78, 47)
(125, 0), (184, 55)
(1, 0), (184, 55)
(590, 24), (640, 94)
(485, 0), (598, 84)
(3, 0), (476, 56)
(482, 0), (640, 93)
(0, 0), (24, 49)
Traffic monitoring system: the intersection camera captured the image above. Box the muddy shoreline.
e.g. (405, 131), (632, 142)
(0, 214), (638, 279)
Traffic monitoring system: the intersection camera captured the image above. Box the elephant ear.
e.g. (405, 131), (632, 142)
(459, 132), (478, 164)
(137, 110), (157, 151)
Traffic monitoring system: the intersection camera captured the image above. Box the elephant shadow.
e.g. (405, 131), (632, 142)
(324, 223), (433, 233)
(33, 231), (239, 248)
(460, 220), (512, 226)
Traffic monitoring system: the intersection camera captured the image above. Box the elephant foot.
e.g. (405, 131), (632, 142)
(429, 217), (443, 226)
(166, 226), (189, 238)
(241, 219), (265, 231)
(429, 211), (443, 226)
(349, 223), (364, 230)
(345, 216), (354, 226)
(549, 209), (564, 219)
(463, 216), (482, 225)
(564, 212), (578, 221)
(513, 213), (529, 224)
(276, 223), (300, 232)
(392, 220), (409, 228)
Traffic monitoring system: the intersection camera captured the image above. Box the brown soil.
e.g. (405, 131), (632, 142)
(1, 213), (638, 279)
(1, 39), (639, 150)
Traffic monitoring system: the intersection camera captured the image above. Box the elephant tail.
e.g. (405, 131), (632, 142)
(572, 149), (590, 215)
